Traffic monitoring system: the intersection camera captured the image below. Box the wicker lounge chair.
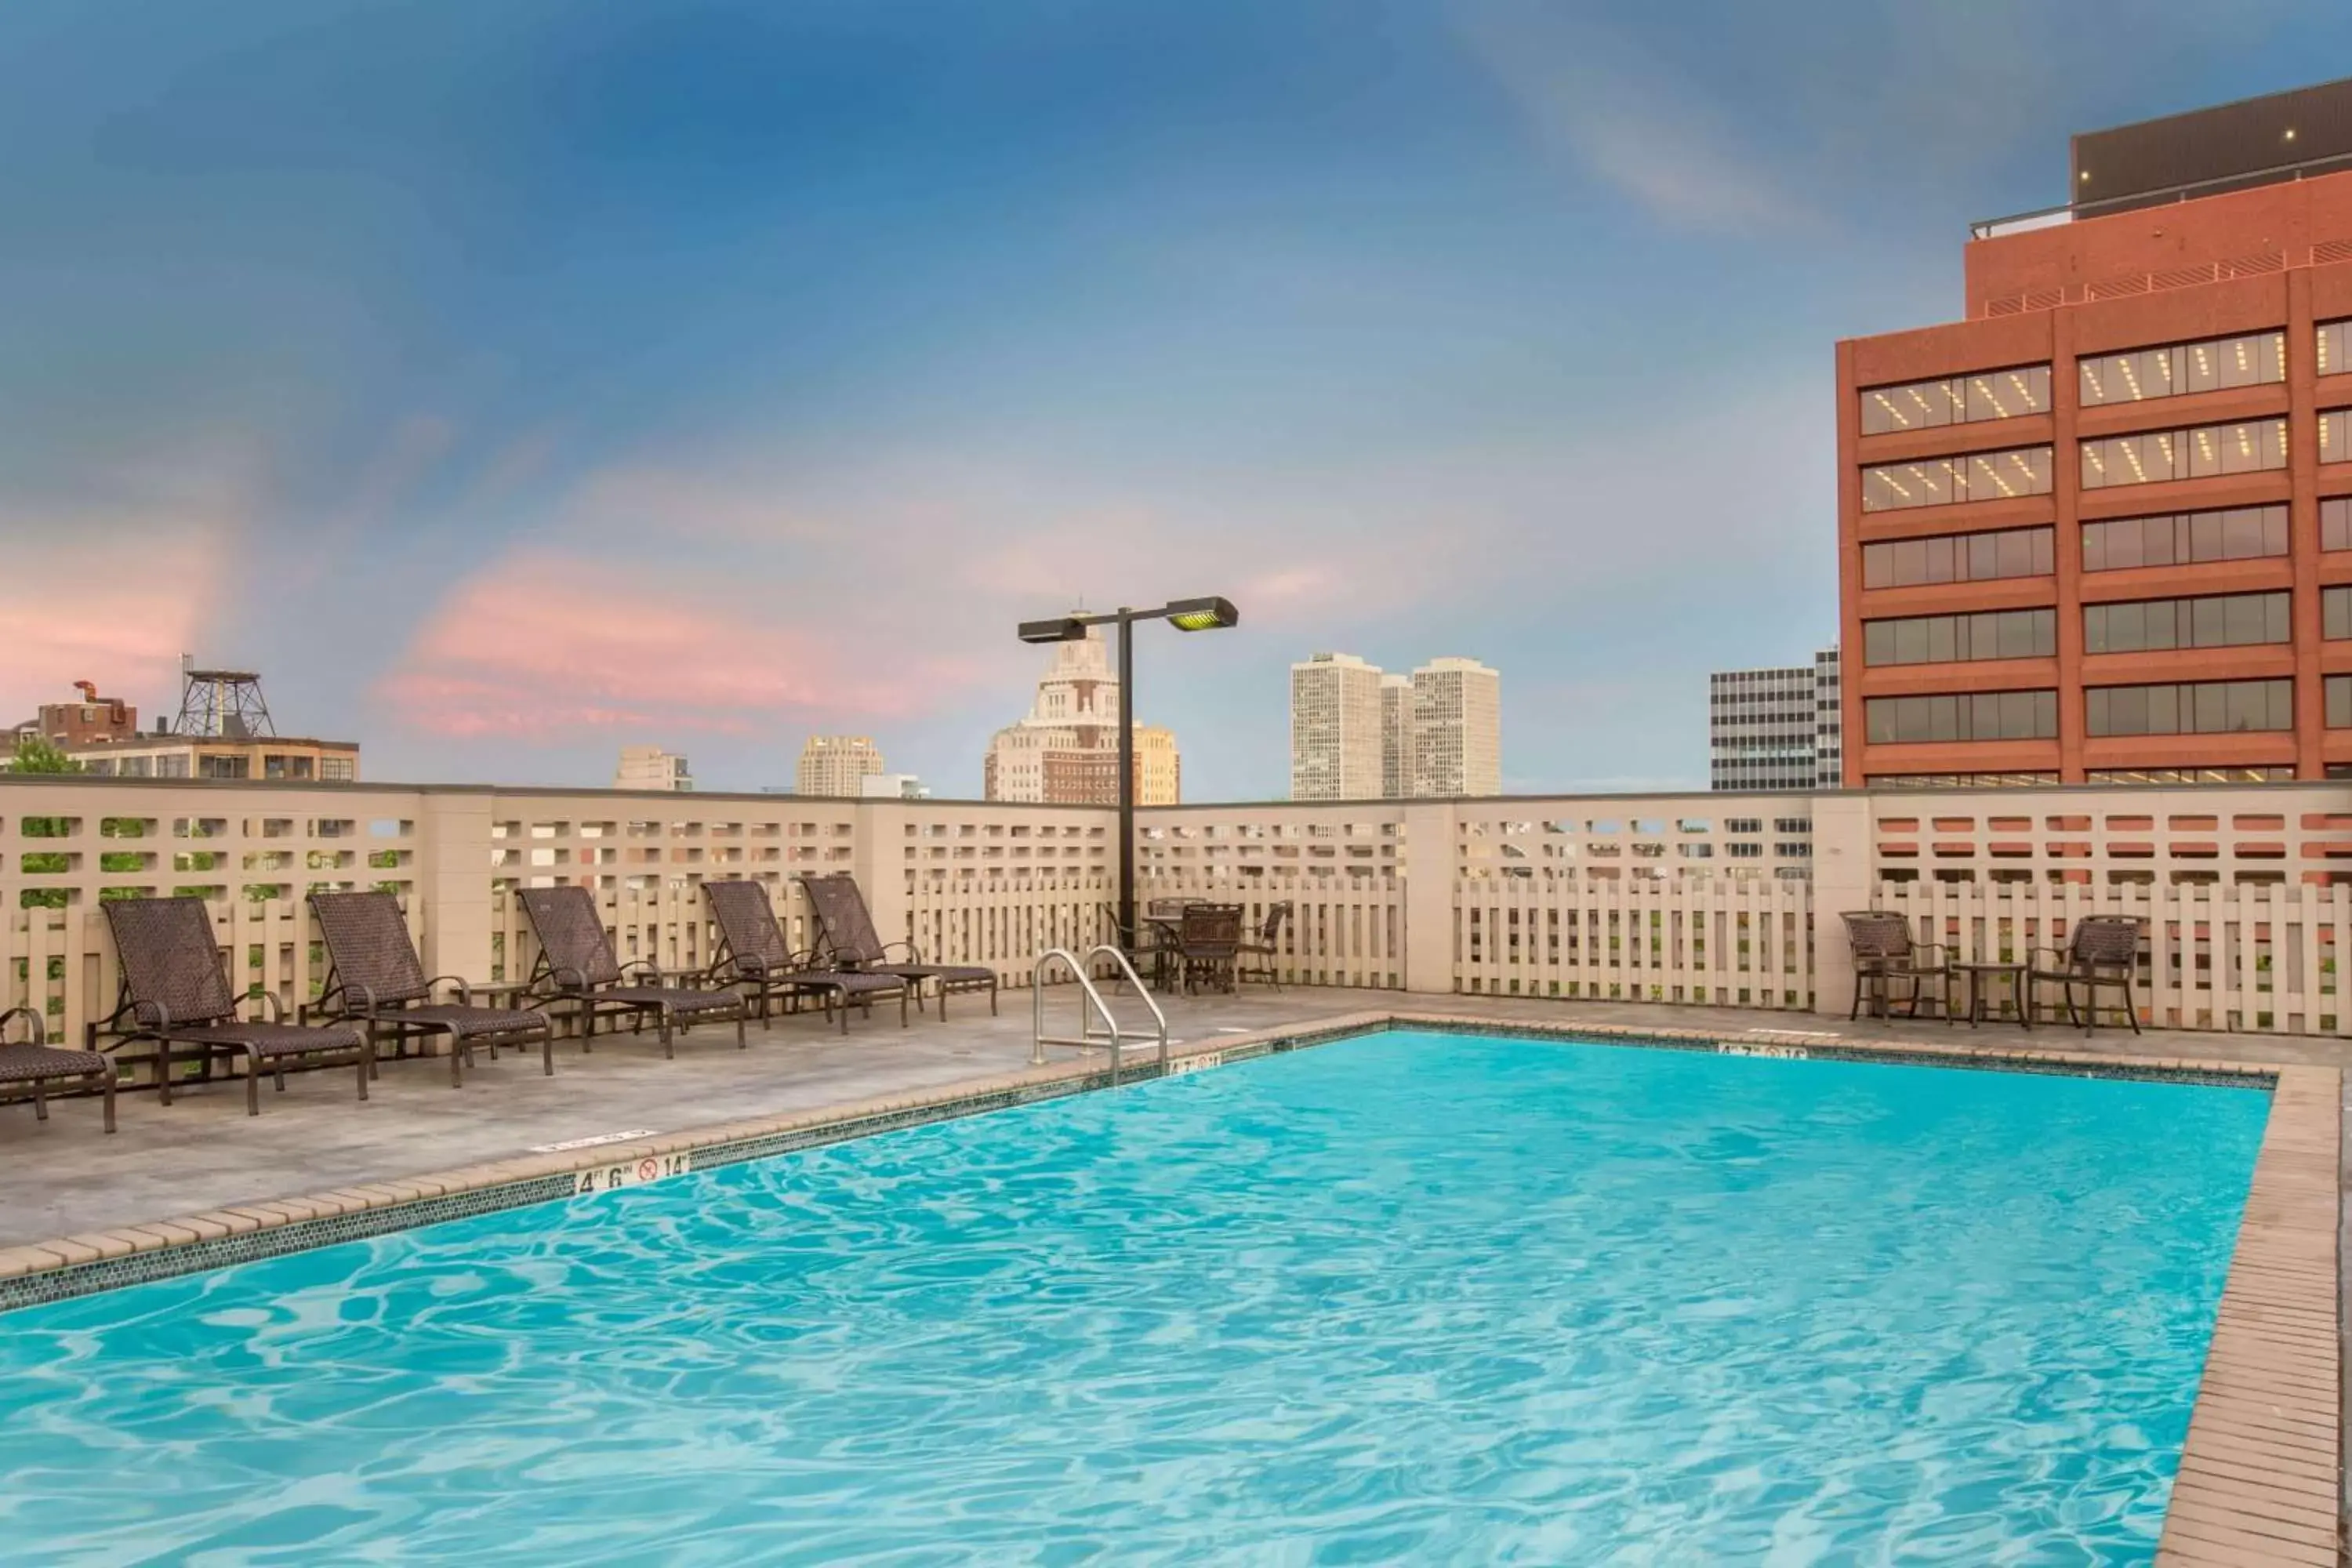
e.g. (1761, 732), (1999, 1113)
(516, 886), (746, 1056)
(94, 896), (372, 1115)
(309, 891), (554, 1084)
(1839, 910), (1948, 1020)
(1236, 902), (1292, 992)
(2027, 914), (2143, 1035)
(799, 874), (998, 1020)
(702, 880), (909, 1034)
(2, 1005), (117, 1133)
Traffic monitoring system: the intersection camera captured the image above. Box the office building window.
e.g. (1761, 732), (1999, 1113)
(2319, 319), (2352, 376)
(2083, 592), (2290, 653)
(2325, 411), (2352, 464)
(1862, 525), (2052, 587)
(1867, 771), (2061, 788)
(1863, 609), (2055, 666)
(2078, 330), (2283, 405)
(1864, 691), (2057, 744)
(2085, 766), (2296, 784)
(2079, 420), (2286, 488)
(2327, 586), (2352, 639)
(2327, 497), (2352, 551)
(1862, 447), (2053, 511)
(2332, 676), (2352, 728)
(1859, 365), (2052, 434)
(2085, 680), (2292, 735)
(2081, 506), (2286, 570)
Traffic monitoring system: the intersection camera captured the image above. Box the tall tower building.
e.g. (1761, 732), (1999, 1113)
(984, 624), (1181, 804)
(1841, 77), (2352, 786)
(1709, 648), (1839, 791)
(797, 735), (884, 797)
(1410, 657), (1501, 797)
(1380, 673), (1415, 799)
(1289, 652), (1384, 800)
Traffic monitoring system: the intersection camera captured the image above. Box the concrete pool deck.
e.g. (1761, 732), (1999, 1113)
(0, 987), (2339, 1563)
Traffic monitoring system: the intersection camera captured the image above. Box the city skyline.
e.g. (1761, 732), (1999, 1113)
(6, 5), (2350, 797)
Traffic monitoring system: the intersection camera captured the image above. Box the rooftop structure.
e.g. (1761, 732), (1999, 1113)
(615, 745), (694, 792)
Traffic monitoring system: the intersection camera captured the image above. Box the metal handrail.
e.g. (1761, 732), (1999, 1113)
(1969, 150), (2352, 240)
(1031, 946), (1170, 1083)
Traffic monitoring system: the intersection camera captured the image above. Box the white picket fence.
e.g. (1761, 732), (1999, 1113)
(1136, 873), (1406, 989)
(1454, 876), (1815, 1011)
(1875, 879), (2352, 1035)
(906, 874), (1116, 984)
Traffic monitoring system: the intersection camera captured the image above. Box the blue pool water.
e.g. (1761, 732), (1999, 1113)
(0, 1031), (2268, 1565)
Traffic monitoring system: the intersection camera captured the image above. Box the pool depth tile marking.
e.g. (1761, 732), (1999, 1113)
(2154, 1065), (2341, 1568)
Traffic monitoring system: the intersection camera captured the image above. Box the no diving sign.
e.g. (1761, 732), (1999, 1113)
(572, 1150), (693, 1196)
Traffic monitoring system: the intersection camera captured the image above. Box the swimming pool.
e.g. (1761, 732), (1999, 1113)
(0, 1029), (2267, 1563)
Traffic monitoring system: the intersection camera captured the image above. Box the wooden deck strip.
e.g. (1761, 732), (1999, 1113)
(2154, 1066), (2342, 1567)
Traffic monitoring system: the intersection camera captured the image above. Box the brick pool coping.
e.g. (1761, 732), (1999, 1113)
(0, 1010), (2333, 1563)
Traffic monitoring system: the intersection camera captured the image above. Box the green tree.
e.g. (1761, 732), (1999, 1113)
(11, 734), (82, 908)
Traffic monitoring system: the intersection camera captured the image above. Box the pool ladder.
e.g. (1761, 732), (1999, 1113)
(1031, 946), (1169, 1082)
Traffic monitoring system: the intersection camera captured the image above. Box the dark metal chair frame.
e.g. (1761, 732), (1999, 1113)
(1839, 910), (1950, 1021)
(2027, 915), (2144, 1035)
(515, 886), (747, 1057)
(700, 880), (909, 1036)
(307, 891), (555, 1084)
(1236, 902), (1293, 992)
(91, 896), (372, 1116)
(798, 874), (998, 1020)
(2, 1004), (118, 1133)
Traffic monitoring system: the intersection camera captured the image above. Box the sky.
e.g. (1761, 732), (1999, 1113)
(4, 0), (2347, 798)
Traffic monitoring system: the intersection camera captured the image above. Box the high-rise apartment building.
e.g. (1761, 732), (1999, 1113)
(984, 626), (1181, 805)
(1289, 652), (1384, 800)
(1410, 656), (1501, 797)
(1841, 77), (2352, 786)
(1710, 648), (1841, 790)
(797, 735), (884, 797)
(1380, 673), (1414, 798)
(615, 745), (693, 791)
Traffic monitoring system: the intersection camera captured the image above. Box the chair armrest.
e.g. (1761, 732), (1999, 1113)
(880, 940), (921, 964)
(241, 990), (286, 1023)
(0, 1005), (45, 1047)
(426, 975), (474, 1006)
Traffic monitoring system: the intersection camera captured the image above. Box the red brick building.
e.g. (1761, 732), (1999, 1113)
(1839, 79), (2352, 786)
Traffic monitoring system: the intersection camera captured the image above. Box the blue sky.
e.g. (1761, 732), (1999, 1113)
(3, 0), (2345, 797)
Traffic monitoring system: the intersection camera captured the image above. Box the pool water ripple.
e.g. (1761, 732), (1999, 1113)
(0, 1030), (2267, 1564)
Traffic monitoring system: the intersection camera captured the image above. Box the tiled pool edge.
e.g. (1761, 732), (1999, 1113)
(2154, 1065), (2342, 1568)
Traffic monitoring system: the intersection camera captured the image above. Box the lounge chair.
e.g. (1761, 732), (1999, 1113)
(702, 880), (909, 1034)
(515, 886), (746, 1056)
(799, 873), (998, 1019)
(93, 896), (372, 1115)
(1236, 902), (1292, 992)
(2027, 914), (2143, 1035)
(309, 891), (555, 1084)
(1839, 909), (1948, 1020)
(2, 1005), (118, 1133)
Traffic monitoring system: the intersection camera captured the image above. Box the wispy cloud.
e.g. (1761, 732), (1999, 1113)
(0, 525), (223, 723)
(1453, 2), (1820, 234)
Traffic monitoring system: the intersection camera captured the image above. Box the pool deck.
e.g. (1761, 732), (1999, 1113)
(0, 986), (2340, 1563)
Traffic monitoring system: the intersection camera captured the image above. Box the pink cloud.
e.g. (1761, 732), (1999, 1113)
(378, 554), (962, 739)
(0, 529), (220, 723)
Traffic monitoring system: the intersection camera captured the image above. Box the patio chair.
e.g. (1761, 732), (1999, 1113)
(799, 874), (998, 1019)
(2, 1005), (117, 1134)
(1174, 903), (1245, 995)
(308, 891), (554, 1084)
(701, 880), (909, 1035)
(1838, 910), (1948, 1021)
(516, 886), (747, 1057)
(1236, 902), (1292, 992)
(2027, 915), (2143, 1035)
(93, 896), (372, 1116)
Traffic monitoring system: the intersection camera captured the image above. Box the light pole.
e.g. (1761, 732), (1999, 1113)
(1017, 596), (1239, 955)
